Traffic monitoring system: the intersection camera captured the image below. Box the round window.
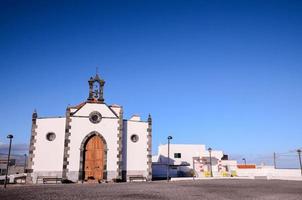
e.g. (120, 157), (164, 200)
(130, 134), (139, 143)
(89, 111), (102, 124)
(46, 132), (56, 141)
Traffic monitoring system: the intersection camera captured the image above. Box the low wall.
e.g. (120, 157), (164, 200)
(237, 168), (301, 178)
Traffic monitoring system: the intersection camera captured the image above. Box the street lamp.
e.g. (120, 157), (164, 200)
(24, 154), (27, 173)
(4, 134), (13, 189)
(297, 149), (302, 176)
(208, 147), (213, 177)
(167, 136), (173, 181)
(242, 158), (247, 165)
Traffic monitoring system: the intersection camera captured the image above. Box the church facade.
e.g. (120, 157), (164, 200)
(27, 74), (152, 183)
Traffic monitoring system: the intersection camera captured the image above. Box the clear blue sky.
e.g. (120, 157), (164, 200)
(0, 0), (301, 164)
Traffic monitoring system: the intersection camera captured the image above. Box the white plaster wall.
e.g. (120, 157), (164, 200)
(67, 103), (119, 177)
(124, 120), (148, 172)
(221, 160), (238, 171)
(74, 103), (117, 118)
(33, 118), (65, 171)
(152, 155), (159, 162)
(200, 150), (224, 173)
(201, 150), (224, 160)
(221, 160), (237, 166)
(70, 108), (77, 113)
(237, 167), (302, 178)
(158, 144), (206, 168)
(273, 169), (302, 178)
(109, 105), (121, 117)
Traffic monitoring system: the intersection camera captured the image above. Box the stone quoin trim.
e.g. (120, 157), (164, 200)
(116, 107), (123, 180)
(147, 114), (152, 181)
(78, 131), (108, 181)
(62, 107), (72, 179)
(27, 110), (38, 182)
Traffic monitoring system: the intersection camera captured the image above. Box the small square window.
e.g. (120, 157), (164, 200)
(174, 153), (181, 158)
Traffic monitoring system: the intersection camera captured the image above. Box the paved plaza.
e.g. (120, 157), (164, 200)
(1, 179), (302, 200)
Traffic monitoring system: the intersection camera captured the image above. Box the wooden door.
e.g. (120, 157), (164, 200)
(84, 135), (104, 181)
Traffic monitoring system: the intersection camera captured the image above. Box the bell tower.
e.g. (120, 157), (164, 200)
(87, 73), (105, 103)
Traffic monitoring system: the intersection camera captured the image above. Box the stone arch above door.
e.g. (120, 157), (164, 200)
(78, 131), (107, 181)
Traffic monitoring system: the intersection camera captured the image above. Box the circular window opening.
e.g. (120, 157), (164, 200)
(89, 111), (102, 124)
(46, 132), (56, 141)
(130, 134), (139, 143)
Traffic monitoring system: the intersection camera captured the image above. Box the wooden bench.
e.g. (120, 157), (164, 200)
(128, 175), (146, 182)
(36, 176), (62, 184)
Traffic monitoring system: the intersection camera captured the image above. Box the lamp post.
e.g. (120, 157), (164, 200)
(208, 147), (213, 177)
(167, 136), (173, 181)
(242, 158), (247, 165)
(297, 149), (302, 176)
(24, 154), (27, 173)
(4, 134), (13, 189)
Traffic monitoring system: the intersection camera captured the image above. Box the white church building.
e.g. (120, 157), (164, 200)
(27, 74), (152, 183)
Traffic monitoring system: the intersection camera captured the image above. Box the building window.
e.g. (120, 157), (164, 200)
(89, 111), (102, 124)
(130, 134), (139, 143)
(0, 169), (7, 175)
(174, 153), (181, 158)
(46, 132), (56, 141)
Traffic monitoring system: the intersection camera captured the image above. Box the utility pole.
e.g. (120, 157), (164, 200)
(273, 152), (276, 169)
(24, 154), (27, 172)
(167, 136), (173, 182)
(208, 147), (213, 177)
(4, 134), (13, 189)
(297, 149), (302, 176)
(192, 157), (195, 180)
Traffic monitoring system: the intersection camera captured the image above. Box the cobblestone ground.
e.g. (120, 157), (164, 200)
(1, 179), (302, 200)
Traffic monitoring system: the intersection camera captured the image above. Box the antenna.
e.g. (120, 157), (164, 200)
(96, 66), (99, 75)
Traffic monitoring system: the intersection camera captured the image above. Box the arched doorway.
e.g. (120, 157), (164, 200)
(79, 132), (107, 182)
